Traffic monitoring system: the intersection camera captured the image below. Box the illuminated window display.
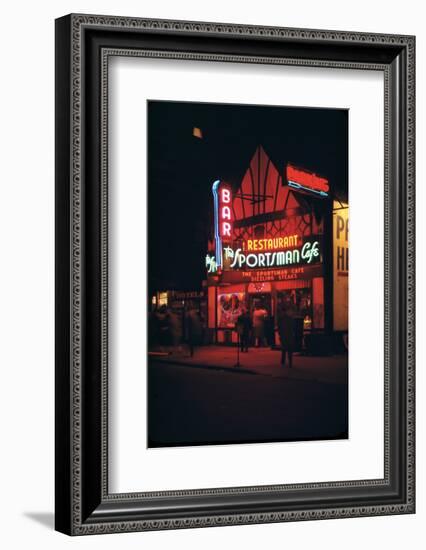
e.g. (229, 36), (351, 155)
(217, 292), (245, 328)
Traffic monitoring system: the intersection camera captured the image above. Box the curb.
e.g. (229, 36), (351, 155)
(150, 357), (347, 385)
(150, 357), (260, 376)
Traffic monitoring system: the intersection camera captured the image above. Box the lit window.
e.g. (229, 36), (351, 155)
(158, 292), (168, 307)
(192, 127), (203, 139)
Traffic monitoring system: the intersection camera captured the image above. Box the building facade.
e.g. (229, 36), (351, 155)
(205, 146), (348, 348)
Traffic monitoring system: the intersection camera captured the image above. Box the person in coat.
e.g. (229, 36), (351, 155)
(264, 310), (275, 348)
(185, 308), (202, 357)
(252, 305), (267, 347)
(277, 302), (296, 368)
(236, 308), (252, 352)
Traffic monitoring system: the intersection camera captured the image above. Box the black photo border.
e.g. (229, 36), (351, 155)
(55, 14), (415, 535)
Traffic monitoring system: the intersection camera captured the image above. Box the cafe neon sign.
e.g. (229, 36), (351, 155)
(206, 239), (321, 274)
(226, 241), (321, 269)
(212, 179), (233, 269)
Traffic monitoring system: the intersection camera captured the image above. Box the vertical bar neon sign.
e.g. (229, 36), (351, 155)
(212, 180), (222, 268)
(212, 180), (233, 269)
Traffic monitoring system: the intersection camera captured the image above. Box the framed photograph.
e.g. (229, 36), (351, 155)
(55, 14), (415, 535)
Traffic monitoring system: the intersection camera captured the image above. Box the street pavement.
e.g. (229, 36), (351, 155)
(149, 345), (348, 385)
(148, 347), (348, 448)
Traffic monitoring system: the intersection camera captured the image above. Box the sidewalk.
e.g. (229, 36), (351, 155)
(149, 345), (348, 385)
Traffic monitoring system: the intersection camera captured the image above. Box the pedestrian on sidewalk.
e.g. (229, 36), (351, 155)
(168, 308), (182, 350)
(236, 307), (252, 352)
(264, 310), (275, 349)
(157, 305), (170, 348)
(278, 301), (296, 368)
(185, 308), (202, 358)
(252, 305), (267, 347)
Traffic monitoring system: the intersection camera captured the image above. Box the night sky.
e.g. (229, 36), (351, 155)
(148, 100), (348, 292)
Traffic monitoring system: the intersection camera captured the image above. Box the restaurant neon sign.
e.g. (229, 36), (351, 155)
(244, 235), (299, 252)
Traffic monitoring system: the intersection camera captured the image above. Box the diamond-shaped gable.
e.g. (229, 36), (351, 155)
(232, 145), (300, 221)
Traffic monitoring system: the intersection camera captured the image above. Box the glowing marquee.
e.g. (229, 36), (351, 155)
(225, 241), (321, 269)
(286, 164), (329, 197)
(244, 234), (299, 252)
(212, 180), (233, 268)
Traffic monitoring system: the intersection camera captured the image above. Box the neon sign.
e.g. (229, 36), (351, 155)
(218, 184), (233, 240)
(286, 164), (329, 197)
(227, 241), (321, 270)
(205, 253), (218, 273)
(212, 180), (233, 268)
(244, 235), (299, 252)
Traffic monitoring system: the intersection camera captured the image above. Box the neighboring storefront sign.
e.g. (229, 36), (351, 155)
(173, 290), (205, 300)
(333, 202), (349, 331)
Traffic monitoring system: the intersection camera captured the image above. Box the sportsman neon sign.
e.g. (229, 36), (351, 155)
(226, 240), (321, 269)
(212, 180), (233, 268)
(286, 164), (329, 197)
(207, 240), (321, 274)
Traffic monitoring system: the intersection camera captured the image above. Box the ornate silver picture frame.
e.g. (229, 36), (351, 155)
(55, 14), (415, 535)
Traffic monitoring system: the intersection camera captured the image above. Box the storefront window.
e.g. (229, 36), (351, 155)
(217, 292), (245, 328)
(277, 288), (313, 329)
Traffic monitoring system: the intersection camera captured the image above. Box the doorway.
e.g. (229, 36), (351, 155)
(248, 292), (273, 347)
